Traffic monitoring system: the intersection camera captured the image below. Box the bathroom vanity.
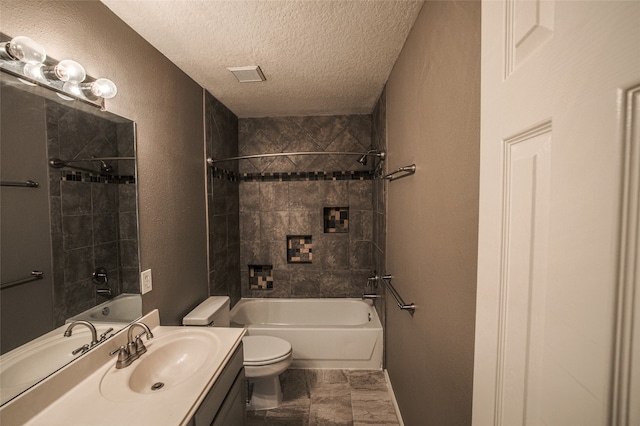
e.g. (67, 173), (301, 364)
(0, 310), (246, 425)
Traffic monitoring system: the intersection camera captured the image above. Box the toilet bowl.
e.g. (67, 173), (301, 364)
(182, 297), (293, 410)
(242, 335), (292, 410)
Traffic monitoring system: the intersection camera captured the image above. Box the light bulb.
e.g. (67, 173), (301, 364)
(44, 59), (86, 83)
(22, 63), (46, 82)
(90, 78), (117, 99)
(2, 36), (46, 64)
(62, 81), (84, 98)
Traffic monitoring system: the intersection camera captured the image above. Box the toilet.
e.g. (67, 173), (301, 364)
(182, 296), (293, 411)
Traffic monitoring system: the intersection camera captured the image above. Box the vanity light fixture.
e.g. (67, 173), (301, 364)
(0, 33), (119, 107)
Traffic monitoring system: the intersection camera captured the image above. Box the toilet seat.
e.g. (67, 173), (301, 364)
(243, 335), (292, 366)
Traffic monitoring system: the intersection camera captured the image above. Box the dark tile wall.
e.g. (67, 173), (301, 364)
(372, 88), (388, 333)
(238, 115), (372, 174)
(117, 122), (139, 294)
(46, 101), (139, 326)
(205, 91), (241, 306)
(238, 115), (374, 298)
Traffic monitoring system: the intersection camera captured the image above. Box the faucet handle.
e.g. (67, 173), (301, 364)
(109, 345), (132, 369)
(99, 327), (114, 342)
(72, 344), (90, 356)
(109, 345), (127, 357)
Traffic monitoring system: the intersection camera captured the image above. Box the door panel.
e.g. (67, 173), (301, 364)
(498, 123), (551, 425)
(474, 1), (640, 425)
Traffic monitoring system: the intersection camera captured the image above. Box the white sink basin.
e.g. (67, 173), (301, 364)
(100, 328), (221, 402)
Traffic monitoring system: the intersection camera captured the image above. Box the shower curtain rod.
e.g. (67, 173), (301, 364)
(207, 150), (385, 165)
(48, 157), (134, 175)
(50, 157), (135, 164)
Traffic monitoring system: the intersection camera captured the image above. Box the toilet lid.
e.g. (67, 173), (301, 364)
(242, 336), (292, 363)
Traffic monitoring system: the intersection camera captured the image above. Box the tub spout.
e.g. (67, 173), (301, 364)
(362, 293), (382, 300)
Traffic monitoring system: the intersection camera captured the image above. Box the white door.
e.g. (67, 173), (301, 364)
(473, 1), (640, 425)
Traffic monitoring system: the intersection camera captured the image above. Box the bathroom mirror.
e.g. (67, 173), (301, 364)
(0, 69), (141, 405)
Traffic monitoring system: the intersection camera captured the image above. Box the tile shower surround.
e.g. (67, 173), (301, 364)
(236, 115), (374, 299)
(238, 115), (372, 175)
(205, 91), (242, 305)
(371, 88), (387, 331)
(46, 100), (138, 326)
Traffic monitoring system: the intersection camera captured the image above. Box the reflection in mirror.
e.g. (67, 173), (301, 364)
(0, 70), (141, 405)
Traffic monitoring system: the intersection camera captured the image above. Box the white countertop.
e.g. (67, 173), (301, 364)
(0, 310), (245, 426)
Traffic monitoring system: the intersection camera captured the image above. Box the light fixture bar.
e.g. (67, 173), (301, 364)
(0, 66), (104, 110)
(0, 32), (118, 109)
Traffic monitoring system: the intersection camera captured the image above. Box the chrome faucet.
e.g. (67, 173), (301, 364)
(127, 322), (154, 343)
(64, 320), (99, 346)
(110, 322), (154, 369)
(127, 322), (154, 358)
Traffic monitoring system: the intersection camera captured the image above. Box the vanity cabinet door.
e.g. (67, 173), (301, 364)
(211, 369), (246, 426)
(190, 344), (246, 426)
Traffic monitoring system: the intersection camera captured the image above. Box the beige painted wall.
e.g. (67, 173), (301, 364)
(384, 1), (480, 424)
(1, 0), (208, 324)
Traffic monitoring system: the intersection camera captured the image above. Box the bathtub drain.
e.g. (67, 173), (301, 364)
(151, 382), (165, 391)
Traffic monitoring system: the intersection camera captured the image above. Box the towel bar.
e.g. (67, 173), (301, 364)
(1, 180), (39, 188)
(371, 274), (415, 314)
(383, 164), (416, 181)
(1, 270), (44, 290)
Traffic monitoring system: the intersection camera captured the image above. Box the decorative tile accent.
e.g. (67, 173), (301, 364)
(287, 235), (313, 263)
(243, 170), (372, 182)
(211, 167), (373, 182)
(59, 170), (136, 184)
(324, 207), (349, 233)
(211, 167), (238, 181)
(249, 264), (273, 290)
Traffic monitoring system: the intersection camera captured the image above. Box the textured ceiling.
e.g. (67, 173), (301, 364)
(101, 0), (423, 118)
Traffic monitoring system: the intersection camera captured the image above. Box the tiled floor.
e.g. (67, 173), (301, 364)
(247, 369), (400, 426)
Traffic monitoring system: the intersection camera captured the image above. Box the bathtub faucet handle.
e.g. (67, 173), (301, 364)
(366, 274), (380, 291)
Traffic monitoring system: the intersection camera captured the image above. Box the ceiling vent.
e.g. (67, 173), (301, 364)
(227, 65), (266, 83)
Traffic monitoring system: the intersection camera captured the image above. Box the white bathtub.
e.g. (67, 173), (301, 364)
(65, 293), (142, 324)
(230, 298), (383, 369)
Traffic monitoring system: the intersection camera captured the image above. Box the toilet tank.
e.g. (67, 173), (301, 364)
(183, 296), (230, 327)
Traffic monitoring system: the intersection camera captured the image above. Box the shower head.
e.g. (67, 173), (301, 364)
(356, 150), (386, 166)
(48, 157), (115, 175)
(99, 160), (114, 173)
(48, 158), (67, 168)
